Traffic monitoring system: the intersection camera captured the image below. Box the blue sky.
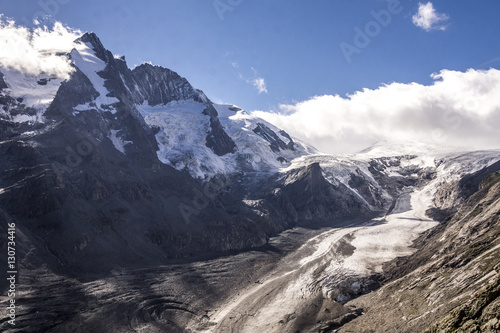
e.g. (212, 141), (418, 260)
(1, 0), (499, 112)
(1, 1), (500, 153)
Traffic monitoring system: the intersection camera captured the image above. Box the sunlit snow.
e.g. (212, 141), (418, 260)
(108, 129), (132, 154)
(137, 102), (313, 180)
(0, 66), (64, 122)
(71, 42), (119, 112)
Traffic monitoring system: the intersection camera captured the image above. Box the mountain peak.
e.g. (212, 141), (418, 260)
(76, 32), (109, 62)
(131, 63), (207, 106)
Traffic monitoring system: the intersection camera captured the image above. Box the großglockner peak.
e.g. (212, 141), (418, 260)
(1, 32), (313, 180)
(2, 30), (367, 272)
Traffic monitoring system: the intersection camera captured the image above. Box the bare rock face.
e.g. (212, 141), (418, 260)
(131, 63), (205, 106)
(429, 159), (500, 221)
(205, 116), (237, 156)
(253, 122), (295, 153)
(269, 162), (372, 224)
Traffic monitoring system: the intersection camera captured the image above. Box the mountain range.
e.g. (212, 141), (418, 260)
(0, 32), (499, 332)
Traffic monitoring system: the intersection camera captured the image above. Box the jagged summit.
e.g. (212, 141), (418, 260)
(77, 32), (109, 62)
(0, 30), (311, 179)
(131, 63), (209, 106)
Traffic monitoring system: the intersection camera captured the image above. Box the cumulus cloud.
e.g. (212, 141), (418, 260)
(252, 68), (500, 154)
(0, 17), (82, 79)
(412, 2), (449, 31)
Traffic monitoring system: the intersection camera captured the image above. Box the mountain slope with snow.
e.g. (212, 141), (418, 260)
(0, 31), (375, 277)
(0, 30), (311, 181)
(136, 101), (313, 179)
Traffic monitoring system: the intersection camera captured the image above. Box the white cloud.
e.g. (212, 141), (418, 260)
(0, 17), (82, 79)
(412, 2), (449, 31)
(233, 65), (268, 94)
(250, 67), (268, 94)
(252, 77), (268, 94)
(252, 68), (500, 154)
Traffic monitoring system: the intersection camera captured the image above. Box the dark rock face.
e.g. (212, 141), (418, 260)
(0, 71), (7, 89)
(279, 130), (296, 150)
(201, 103), (236, 156)
(348, 171), (381, 208)
(202, 103), (236, 155)
(206, 116), (236, 156)
(265, 162), (373, 225)
(253, 123), (294, 153)
(429, 159), (500, 221)
(131, 63), (205, 106)
(47, 67), (100, 113)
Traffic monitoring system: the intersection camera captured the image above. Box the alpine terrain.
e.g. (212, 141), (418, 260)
(0, 32), (499, 333)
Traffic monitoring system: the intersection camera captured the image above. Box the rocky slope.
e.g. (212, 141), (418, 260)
(334, 157), (500, 333)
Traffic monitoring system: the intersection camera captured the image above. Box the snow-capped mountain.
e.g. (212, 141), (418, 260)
(0, 31), (375, 274)
(138, 101), (315, 179)
(1, 29), (500, 333)
(1, 32), (311, 182)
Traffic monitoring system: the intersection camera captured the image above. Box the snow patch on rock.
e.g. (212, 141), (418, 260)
(71, 42), (119, 112)
(108, 129), (132, 154)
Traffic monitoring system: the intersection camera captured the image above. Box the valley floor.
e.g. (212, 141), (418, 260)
(1, 183), (440, 333)
(198, 185), (438, 333)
